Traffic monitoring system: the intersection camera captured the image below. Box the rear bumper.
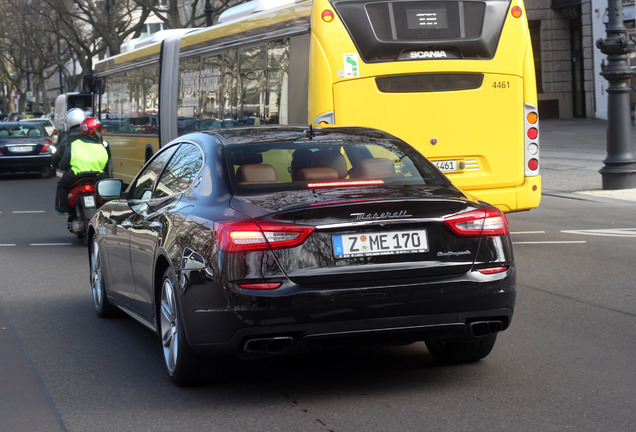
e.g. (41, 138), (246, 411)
(181, 269), (516, 356)
(0, 154), (53, 172)
(460, 176), (542, 213)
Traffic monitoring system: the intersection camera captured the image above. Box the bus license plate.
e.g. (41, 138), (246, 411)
(433, 160), (458, 172)
(333, 229), (428, 258)
(83, 195), (96, 208)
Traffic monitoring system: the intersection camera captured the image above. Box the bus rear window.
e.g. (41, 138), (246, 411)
(331, 0), (509, 61)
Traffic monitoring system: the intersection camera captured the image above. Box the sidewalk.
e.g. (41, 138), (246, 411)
(539, 118), (636, 203)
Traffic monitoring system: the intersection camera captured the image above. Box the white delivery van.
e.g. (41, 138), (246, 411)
(53, 93), (93, 132)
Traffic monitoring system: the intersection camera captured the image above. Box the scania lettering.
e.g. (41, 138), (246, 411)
(410, 50), (448, 59)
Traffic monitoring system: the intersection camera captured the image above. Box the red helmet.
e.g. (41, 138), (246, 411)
(80, 117), (102, 141)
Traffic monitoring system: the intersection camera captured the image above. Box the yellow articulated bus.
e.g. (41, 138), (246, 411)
(93, 0), (540, 212)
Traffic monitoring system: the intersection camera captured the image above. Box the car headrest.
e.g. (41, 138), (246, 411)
(236, 164), (279, 184)
(291, 149), (348, 180)
(350, 158), (396, 179)
(295, 167), (339, 182)
(311, 151), (348, 178)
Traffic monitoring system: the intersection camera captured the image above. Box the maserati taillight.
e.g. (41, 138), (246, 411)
(444, 207), (509, 237)
(213, 221), (315, 252)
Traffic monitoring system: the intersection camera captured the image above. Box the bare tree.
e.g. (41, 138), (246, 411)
(0, 0), (46, 112)
(0, 0), (249, 114)
(134, 0), (244, 29)
(41, 0), (153, 71)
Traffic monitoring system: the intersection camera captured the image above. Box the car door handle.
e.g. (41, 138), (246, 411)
(122, 221), (133, 229)
(149, 221), (162, 231)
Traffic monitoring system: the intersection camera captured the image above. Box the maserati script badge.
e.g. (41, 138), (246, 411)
(350, 210), (412, 220)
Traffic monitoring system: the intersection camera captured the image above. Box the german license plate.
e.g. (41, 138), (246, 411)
(333, 229), (428, 258)
(9, 146), (33, 153)
(433, 160), (458, 172)
(83, 195), (96, 208)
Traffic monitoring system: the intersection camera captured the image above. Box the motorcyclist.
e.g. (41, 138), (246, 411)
(52, 108), (86, 169)
(54, 117), (110, 217)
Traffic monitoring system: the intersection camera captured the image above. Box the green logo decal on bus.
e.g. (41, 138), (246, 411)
(344, 54), (359, 78)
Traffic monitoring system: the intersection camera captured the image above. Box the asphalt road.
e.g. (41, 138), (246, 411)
(1, 173), (635, 432)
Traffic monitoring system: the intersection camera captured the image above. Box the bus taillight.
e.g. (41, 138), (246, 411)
(321, 10), (334, 22)
(511, 6), (523, 18)
(524, 104), (540, 176)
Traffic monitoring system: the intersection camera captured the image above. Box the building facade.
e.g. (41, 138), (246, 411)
(527, 0), (635, 119)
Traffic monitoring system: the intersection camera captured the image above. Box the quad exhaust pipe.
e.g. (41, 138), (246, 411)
(243, 336), (294, 354)
(468, 320), (504, 338)
(242, 323), (503, 352)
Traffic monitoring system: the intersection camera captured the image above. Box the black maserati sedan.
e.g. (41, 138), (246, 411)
(88, 125), (515, 386)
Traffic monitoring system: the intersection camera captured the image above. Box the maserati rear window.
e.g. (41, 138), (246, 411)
(224, 137), (447, 193)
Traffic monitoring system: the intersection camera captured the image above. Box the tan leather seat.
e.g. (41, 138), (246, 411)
(236, 164), (280, 184)
(311, 151), (348, 178)
(350, 158), (396, 179)
(295, 167), (339, 182)
(291, 149), (348, 180)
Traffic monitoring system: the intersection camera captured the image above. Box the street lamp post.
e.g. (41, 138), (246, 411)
(205, 0), (212, 26)
(57, 38), (64, 94)
(596, 0), (636, 189)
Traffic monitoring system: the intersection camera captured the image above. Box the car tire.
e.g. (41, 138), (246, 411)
(40, 166), (54, 178)
(90, 238), (117, 318)
(159, 267), (199, 386)
(425, 334), (497, 364)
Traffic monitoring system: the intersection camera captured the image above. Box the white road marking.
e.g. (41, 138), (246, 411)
(0, 244), (17, 247)
(511, 231), (546, 235)
(13, 210), (46, 214)
(513, 241), (587, 245)
(512, 228), (636, 243)
(29, 243), (73, 246)
(561, 228), (636, 238)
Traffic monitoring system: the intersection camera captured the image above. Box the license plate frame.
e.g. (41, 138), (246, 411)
(9, 145), (34, 153)
(83, 195), (96, 208)
(333, 229), (429, 258)
(433, 159), (459, 172)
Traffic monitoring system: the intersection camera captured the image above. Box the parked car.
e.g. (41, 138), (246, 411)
(0, 122), (55, 177)
(88, 125), (515, 386)
(20, 118), (58, 144)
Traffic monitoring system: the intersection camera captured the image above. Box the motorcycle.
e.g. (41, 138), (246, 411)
(66, 171), (105, 243)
